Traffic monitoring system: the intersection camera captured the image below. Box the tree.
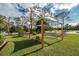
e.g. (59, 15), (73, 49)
(10, 25), (16, 33)
(16, 26), (25, 37)
(15, 17), (25, 37)
(0, 15), (7, 44)
(0, 15), (8, 33)
(64, 24), (69, 31)
(76, 23), (79, 30)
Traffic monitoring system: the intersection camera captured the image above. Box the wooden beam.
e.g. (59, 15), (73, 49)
(28, 8), (32, 39)
(28, 24), (31, 39)
(8, 17), (10, 35)
(41, 18), (44, 49)
(61, 18), (64, 40)
(36, 25), (47, 26)
(30, 8), (32, 34)
(61, 23), (64, 40)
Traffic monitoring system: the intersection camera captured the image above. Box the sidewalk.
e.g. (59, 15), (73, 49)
(66, 31), (79, 34)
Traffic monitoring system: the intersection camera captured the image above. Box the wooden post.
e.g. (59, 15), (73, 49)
(61, 23), (64, 40)
(30, 8), (32, 34)
(28, 25), (30, 39)
(8, 17), (10, 35)
(28, 8), (32, 39)
(61, 18), (64, 40)
(41, 18), (44, 49)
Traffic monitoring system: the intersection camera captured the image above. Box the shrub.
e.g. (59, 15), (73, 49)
(16, 26), (25, 37)
(32, 32), (37, 35)
(0, 34), (5, 45)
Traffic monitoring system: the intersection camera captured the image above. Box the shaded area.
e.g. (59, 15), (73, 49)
(22, 39), (62, 56)
(13, 39), (41, 52)
(22, 40), (62, 56)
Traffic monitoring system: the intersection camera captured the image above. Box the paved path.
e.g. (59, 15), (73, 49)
(66, 31), (79, 34)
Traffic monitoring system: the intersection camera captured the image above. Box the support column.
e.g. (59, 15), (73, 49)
(41, 19), (44, 49)
(28, 8), (32, 39)
(61, 23), (64, 40)
(28, 25), (30, 39)
(30, 8), (32, 34)
(8, 17), (10, 35)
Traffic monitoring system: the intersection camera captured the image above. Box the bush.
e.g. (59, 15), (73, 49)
(16, 26), (25, 37)
(32, 32), (37, 35)
(0, 34), (5, 45)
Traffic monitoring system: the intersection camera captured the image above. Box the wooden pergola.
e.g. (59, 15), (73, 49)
(27, 8), (64, 49)
(27, 15), (64, 49)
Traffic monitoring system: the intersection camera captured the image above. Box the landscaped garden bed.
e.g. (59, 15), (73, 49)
(0, 34), (7, 50)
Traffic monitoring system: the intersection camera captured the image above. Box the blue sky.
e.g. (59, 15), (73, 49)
(0, 3), (79, 25)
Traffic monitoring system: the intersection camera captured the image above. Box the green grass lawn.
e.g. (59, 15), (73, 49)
(0, 34), (79, 56)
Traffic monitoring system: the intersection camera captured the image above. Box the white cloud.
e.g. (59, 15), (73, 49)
(68, 20), (79, 26)
(69, 23), (77, 26)
(53, 3), (79, 10)
(50, 8), (55, 13)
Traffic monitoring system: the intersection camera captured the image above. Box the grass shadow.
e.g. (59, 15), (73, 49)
(45, 40), (62, 47)
(23, 40), (62, 56)
(13, 39), (41, 52)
